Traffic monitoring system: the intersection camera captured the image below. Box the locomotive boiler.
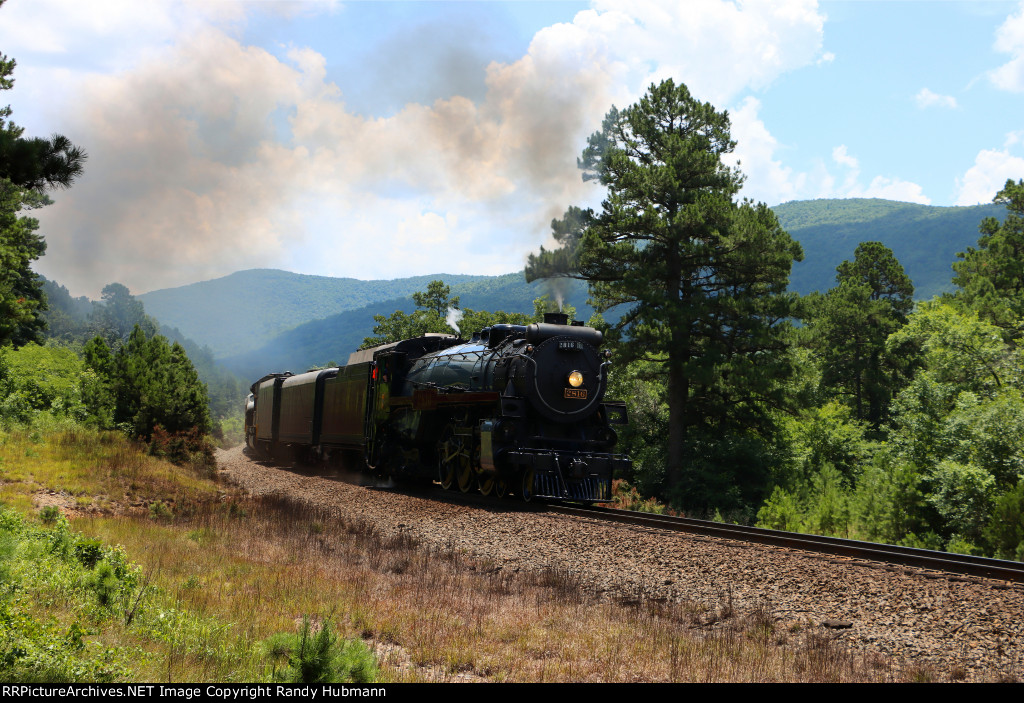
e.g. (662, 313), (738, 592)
(245, 313), (630, 502)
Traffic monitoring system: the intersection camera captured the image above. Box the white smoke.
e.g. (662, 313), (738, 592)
(10, 1), (830, 295)
(446, 306), (464, 335)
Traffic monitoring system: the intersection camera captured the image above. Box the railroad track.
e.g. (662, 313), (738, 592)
(252, 456), (1024, 585)
(547, 503), (1024, 585)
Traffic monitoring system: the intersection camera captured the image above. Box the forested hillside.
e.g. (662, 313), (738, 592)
(36, 278), (246, 440)
(138, 269), (492, 358)
(201, 274), (589, 378)
(133, 199), (1004, 381)
(777, 199), (1005, 300)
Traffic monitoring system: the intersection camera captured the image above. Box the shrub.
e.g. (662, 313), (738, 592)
(148, 426), (215, 476)
(88, 561), (120, 607)
(74, 537), (104, 569)
(267, 618), (377, 684)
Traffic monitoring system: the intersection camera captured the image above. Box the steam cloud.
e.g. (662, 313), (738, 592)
(446, 306), (464, 335)
(16, 1), (829, 296)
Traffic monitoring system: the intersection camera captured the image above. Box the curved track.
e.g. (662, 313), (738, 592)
(237, 450), (1024, 584)
(547, 504), (1024, 584)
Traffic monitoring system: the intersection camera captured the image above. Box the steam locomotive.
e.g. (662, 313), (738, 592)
(244, 313), (630, 502)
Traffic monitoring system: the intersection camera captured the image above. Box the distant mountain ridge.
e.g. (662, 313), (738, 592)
(139, 270), (493, 358)
(136, 198), (1006, 380)
(774, 198), (1004, 300)
(216, 274), (590, 381)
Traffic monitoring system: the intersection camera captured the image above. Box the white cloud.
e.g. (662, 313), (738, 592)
(728, 97), (805, 205)
(19, 0), (830, 295)
(0, 1), (244, 62)
(914, 88), (958, 109)
(588, 0), (828, 105)
(989, 1), (1024, 92)
(832, 145), (859, 169)
(813, 145), (930, 204)
(850, 176), (931, 204)
(954, 143), (1024, 205)
(722, 119), (932, 207)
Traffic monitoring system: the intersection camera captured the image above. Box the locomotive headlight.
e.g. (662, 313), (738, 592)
(567, 370), (584, 388)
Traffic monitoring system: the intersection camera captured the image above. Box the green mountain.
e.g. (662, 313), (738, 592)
(138, 269), (493, 358)
(138, 198), (1006, 382)
(775, 198), (1004, 301)
(218, 274), (591, 381)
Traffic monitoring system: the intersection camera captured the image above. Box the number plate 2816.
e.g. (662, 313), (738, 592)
(564, 388), (587, 399)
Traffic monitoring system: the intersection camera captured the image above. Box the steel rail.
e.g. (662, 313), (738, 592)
(547, 504), (1024, 584)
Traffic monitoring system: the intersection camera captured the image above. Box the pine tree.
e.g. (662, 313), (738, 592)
(952, 178), (1024, 342)
(103, 326), (211, 439)
(528, 80), (803, 498)
(0, 26), (86, 347)
(811, 241), (914, 428)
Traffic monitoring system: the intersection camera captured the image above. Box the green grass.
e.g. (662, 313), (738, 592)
(0, 422), (973, 683)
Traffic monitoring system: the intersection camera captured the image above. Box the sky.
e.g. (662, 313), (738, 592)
(2, 0), (1023, 298)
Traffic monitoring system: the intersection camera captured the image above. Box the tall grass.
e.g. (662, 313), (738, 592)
(0, 424), (966, 682)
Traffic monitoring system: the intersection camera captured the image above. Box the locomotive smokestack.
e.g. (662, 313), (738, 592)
(543, 312), (569, 326)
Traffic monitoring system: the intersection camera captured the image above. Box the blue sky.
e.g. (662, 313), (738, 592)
(1, 0), (1022, 297)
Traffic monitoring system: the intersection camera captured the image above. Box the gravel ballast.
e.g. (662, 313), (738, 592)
(217, 445), (1024, 682)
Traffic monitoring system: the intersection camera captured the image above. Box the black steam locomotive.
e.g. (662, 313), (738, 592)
(244, 313), (630, 502)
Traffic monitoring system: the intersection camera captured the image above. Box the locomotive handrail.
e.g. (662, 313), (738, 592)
(551, 454), (569, 499)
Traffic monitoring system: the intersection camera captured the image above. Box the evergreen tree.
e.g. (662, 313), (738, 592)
(527, 79), (803, 501)
(952, 178), (1024, 342)
(411, 280), (459, 319)
(91, 283), (158, 347)
(810, 241), (914, 428)
(525, 206), (593, 282)
(0, 182), (47, 346)
(96, 326), (211, 439)
(0, 26), (86, 347)
(362, 279), (557, 348)
(0, 43), (85, 191)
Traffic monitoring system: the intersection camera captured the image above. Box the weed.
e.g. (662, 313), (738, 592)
(39, 505), (61, 524)
(148, 501), (172, 522)
(74, 537), (104, 568)
(907, 665), (935, 683)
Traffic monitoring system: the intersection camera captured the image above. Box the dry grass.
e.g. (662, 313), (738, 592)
(1, 426), (919, 682)
(0, 425), (218, 516)
(83, 492), (909, 683)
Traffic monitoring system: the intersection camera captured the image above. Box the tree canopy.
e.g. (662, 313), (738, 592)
(527, 79), (803, 502)
(0, 183), (47, 346)
(952, 178), (1024, 341)
(91, 282), (159, 347)
(809, 241), (914, 428)
(361, 280), (573, 349)
(83, 326), (212, 440)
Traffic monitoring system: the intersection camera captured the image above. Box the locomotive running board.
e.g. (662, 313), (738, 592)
(390, 388), (501, 411)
